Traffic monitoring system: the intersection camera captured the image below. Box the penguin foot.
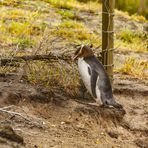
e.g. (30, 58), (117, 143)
(104, 100), (123, 109)
(87, 102), (100, 107)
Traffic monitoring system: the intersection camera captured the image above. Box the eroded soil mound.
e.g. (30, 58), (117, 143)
(0, 74), (147, 148)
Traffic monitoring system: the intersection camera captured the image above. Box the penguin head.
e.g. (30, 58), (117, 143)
(73, 44), (94, 60)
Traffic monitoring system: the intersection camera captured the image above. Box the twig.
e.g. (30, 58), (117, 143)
(0, 108), (47, 128)
(0, 108), (31, 122)
(0, 53), (71, 66)
(0, 105), (14, 110)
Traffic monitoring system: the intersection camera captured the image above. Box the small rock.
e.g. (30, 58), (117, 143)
(100, 132), (105, 135)
(61, 122), (65, 125)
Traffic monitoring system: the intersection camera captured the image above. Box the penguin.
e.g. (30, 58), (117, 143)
(73, 44), (123, 109)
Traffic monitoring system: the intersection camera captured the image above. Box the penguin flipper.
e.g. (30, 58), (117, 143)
(93, 63), (123, 109)
(90, 68), (98, 99)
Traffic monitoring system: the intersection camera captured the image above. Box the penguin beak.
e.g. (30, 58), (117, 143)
(72, 55), (78, 61)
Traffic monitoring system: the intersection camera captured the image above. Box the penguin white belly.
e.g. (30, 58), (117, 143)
(78, 58), (92, 95)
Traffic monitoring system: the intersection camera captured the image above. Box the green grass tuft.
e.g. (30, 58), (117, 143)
(0, 0), (24, 6)
(118, 30), (135, 43)
(116, 30), (147, 53)
(14, 38), (34, 50)
(43, 0), (76, 9)
(51, 20), (101, 46)
(59, 20), (84, 29)
(56, 9), (75, 19)
(116, 57), (148, 79)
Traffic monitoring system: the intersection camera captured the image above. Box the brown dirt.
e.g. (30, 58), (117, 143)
(0, 73), (148, 148)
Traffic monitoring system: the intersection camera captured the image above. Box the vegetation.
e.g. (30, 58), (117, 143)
(0, 0), (147, 89)
(115, 30), (147, 53)
(115, 0), (139, 15)
(43, 0), (76, 9)
(0, 0), (24, 6)
(26, 61), (80, 95)
(76, 0), (148, 19)
(116, 57), (148, 79)
(115, 0), (148, 19)
(54, 20), (97, 42)
(56, 9), (75, 19)
(0, 1), (148, 147)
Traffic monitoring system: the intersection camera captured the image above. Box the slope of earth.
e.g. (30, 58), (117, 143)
(0, 73), (148, 148)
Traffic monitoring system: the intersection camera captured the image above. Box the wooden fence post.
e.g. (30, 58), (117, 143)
(102, 0), (115, 83)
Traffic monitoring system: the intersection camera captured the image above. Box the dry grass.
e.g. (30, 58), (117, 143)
(115, 57), (148, 80)
(115, 9), (147, 22)
(26, 61), (80, 96)
(0, 0), (24, 6)
(43, 0), (101, 12)
(0, 0), (147, 91)
(115, 30), (147, 53)
(50, 20), (101, 47)
(0, 7), (48, 49)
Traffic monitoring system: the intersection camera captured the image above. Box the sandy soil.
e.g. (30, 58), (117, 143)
(0, 73), (147, 148)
